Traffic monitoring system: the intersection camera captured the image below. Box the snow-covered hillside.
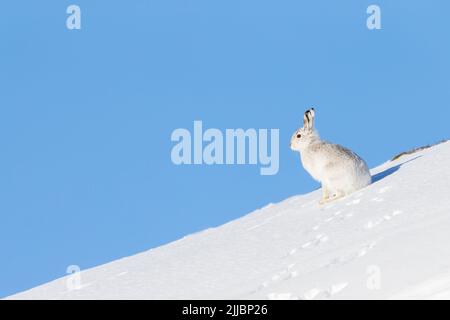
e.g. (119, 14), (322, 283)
(9, 142), (450, 300)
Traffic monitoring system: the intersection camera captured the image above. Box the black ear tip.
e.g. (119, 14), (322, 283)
(305, 107), (315, 115)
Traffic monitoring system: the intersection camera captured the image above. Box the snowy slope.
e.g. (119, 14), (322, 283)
(9, 142), (450, 300)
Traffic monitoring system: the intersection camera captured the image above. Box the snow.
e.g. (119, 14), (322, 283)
(8, 141), (450, 300)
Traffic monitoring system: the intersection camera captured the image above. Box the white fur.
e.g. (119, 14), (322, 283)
(290, 109), (371, 204)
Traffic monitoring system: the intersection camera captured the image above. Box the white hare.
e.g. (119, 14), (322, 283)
(290, 108), (371, 204)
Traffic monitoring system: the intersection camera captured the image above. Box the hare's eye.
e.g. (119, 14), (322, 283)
(296, 134), (301, 138)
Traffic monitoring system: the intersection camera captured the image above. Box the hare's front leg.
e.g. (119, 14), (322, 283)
(319, 185), (331, 205)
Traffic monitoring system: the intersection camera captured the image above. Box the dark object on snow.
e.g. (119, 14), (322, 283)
(391, 139), (449, 161)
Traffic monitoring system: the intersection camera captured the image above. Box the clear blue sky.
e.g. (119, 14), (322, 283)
(1, 0), (449, 297)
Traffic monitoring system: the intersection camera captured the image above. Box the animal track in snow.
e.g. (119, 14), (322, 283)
(256, 263), (299, 293)
(312, 210), (343, 232)
(302, 282), (349, 300)
(302, 288), (322, 300)
(329, 282), (349, 296)
(357, 242), (377, 257)
(268, 292), (299, 300)
(301, 241), (312, 249)
(321, 211), (343, 224)
(271, 264), (298, 282)
(288, 233), (330, 255)
(371, 197), (384, 202)
(365, 210), (403, 229)
(346, 199), (361, 206)
(320, 210), (351, 227)
(322, 242), (377, 269)
(302, 234), (329, 249)
(316, 234), (329, 242)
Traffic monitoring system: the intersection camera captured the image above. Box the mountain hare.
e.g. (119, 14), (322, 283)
(290, 108), (371, 204)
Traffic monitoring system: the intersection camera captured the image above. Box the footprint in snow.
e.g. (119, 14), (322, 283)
(301, 241), (312, 249)
(324, 211), (344, 222)
(322, 242), (377, 268)
(365, 210), (403, 229)
(346, 199), (361, 206)
(302, 234), (329, 249)
(302, 288), (322, 300)
(257, 263), (299, 293)
(268, 292), (299, 300)
(286, 233), (330, 258)
(302, 282), (349, 300)
(357, 242), (377, 257)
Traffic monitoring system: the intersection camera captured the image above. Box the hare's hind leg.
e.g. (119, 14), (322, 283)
(319, 185), (332, 205)
(320, 189), (345, 205)
(330, 191), (345, 202)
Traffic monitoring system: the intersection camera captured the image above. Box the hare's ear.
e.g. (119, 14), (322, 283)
(303, 108), (315, 130)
